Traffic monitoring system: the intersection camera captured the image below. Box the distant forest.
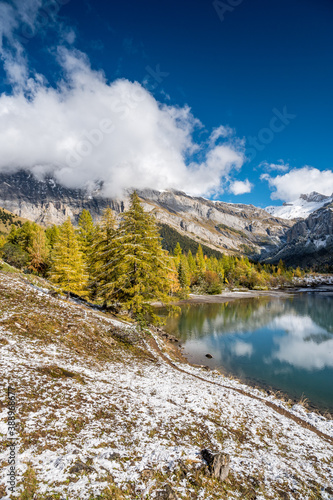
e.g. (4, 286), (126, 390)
(158, 223), (223, 260)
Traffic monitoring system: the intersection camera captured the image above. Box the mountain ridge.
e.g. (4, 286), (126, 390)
(1, 170), (333, 268)
(0, 170), (292, 257)
(265, 192), (333, 220)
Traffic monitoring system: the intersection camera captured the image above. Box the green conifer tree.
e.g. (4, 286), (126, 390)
(89, 207), (117, 301)
(27, 226), (49, 275)
(196, 244), (206, 274)
(7, 225), (18, 245)
(187, 249), (197, 277)
(45, 225), (60, 250)
(78, 209), (95, 256)
(49, 218), (88, 296)
(173, 242), (182, 267)
(178, 254), (191, 296)
(99, 192), (173, 319)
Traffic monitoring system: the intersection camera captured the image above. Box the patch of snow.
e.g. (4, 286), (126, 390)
(265, 192), (332, 220)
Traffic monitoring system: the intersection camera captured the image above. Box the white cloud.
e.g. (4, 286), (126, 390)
(258, 160), (290, 172)
(0, 47), (245, 197)
(209, 125), (234, 145)
(0, 0), (71, 90)
(0, 1), (248, 197)
(261, 167), (333, 202)
(231, 341), (253, 357)
(268, 315), (333, 370)
(229, 179), (253, 195)
(0, 0), (43, 88)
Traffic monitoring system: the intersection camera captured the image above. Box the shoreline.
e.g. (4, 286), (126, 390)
(160, 328), (332, 417)
(158, 285), (333, 417)
(176, 288), (293, 304)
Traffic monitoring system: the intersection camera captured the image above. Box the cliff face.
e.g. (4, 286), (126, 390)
(265, 205), (333, 267)
(136, 189), (292, 255)
(0, 170), (124, 226)
(0, 170), (293, 256)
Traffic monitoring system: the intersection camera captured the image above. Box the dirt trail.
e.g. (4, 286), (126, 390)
(147, 334), (333, 446)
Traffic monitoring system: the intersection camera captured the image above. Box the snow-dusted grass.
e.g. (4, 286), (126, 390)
(0, 272), (332, 499)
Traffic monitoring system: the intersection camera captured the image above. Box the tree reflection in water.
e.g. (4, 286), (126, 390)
(160, 292), (333, 413)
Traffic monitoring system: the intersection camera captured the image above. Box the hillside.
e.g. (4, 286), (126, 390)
(0, 170), (293, 257)
(0, 271), (333, 499)
(2, 171), (333, 269)
(266, 192), (333, 221)
(0, 207), (28, 235)
(265, 205), (333, 269)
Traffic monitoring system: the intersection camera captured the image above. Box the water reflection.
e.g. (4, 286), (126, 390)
(232, 341), (254, 357)
(267, 315), (333, 370)
(162, 291), (333, 412)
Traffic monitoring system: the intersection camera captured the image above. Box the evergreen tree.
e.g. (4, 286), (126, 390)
(196, 244), (206, 276)
(173, 242), (182, 267)
(7, 225), (18, 245)
(89, 207), (117, 301)
(27, 226), (49, 275)
(45, 225), (60, 250)
(178, 254), (191, 296)
(99, 192), (173, 319)
(49, 218), (88, 296)
(187, 249), (195, 270)
(78, 209), (95, 256)
(16, 221), (37, 252)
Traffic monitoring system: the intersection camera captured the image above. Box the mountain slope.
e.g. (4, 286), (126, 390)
(266, 192), (333, 220)
(264, 204), (333, 268)
(0, 271), (332, 498)
(0, 170), (293, 256)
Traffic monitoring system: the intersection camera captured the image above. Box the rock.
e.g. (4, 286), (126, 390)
(0, 170), (292, 257)
(69, 460), (94, 474)
(201, 449), (230, 482)
(140, 468), (154, 480)
(205, 353), (213, 359)
(155, 484), (178, 499)
(109, 328), (140, 345)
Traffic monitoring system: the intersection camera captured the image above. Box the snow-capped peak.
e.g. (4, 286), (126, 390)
(299, 191), (331, 203)
(265, 192), (333, 220)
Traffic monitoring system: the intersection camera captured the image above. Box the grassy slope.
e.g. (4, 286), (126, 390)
(0, 208), (29, 235)
(0, 271), (332, 499)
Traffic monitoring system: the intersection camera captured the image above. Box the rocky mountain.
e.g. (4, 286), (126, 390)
(0, 170), (292, 257)
(265, 192), (333, 220)
(1, 170), (333, 267)
(265, 204), (333, 268)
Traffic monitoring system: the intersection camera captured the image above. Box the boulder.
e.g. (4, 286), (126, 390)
(201, 449), (230, 481)
(69, 460), (94, 474)
(109, 328), (140, 345)
(155, 483), (178, 499)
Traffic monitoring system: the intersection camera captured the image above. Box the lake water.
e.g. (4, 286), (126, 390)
(161, 290), (333, 413)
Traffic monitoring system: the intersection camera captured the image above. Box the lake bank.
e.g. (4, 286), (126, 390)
(159, 289), (333, 416)
(1, 271), (333, 499)
(176, 288), (293, 304)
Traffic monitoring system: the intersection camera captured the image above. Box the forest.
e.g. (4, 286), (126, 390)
(0, 193), (303, 320)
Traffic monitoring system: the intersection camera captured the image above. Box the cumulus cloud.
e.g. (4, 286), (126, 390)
(209, 125), (234, 145)
(258, 160), (290, 172)
(0, 0), (45, 88)
(0, 0), (248, 197)
(0, 46), (245, 197)
(229, 179), (253, 195)
(261, 167), (333, 202)
(268, 315), (333, 370)
(231, 341), (253, 357)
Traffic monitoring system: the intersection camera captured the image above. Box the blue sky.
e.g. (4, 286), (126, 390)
(0, 0), (332, 206)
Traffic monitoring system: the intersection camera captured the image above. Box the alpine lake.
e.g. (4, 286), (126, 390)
(158, 287), (333, 414)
